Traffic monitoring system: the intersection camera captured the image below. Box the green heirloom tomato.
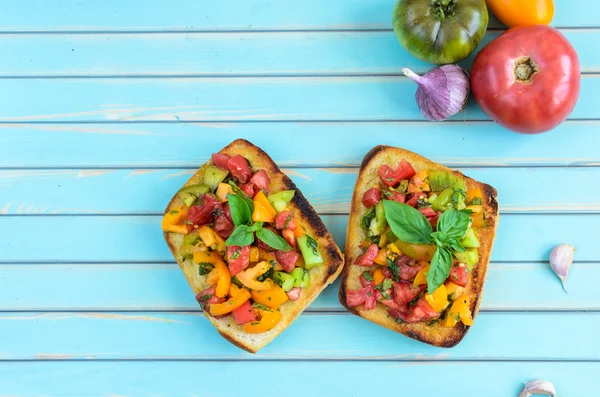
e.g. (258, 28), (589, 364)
(393, 0), (488, 64)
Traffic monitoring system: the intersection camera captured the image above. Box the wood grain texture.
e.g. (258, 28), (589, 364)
(0, 167), (597, 214)
(0, 362), (594, 396)
(0, 76), (598, 122)
(1, 0), (596, 31)
(0, 312), (597, 360)
(1, 121), (599, 168)
(0, 262), (592, 311)
(1, 30), (598, 76)
(0, 214), (594, 262)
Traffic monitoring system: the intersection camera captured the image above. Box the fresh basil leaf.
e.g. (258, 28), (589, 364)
(447, 237), (466, 253)
(436, 209), (471, 239)
(361, 207), (376, 233)
(227, 193), (251, 226)
(386, 258), (400, 282)
(426, 247), (453, 293)
(198, 262), (215, 276)
(467, 197), (483, 206)
(249, 221), (263, 232)
(362, 271), (373, 282)
(382, 278), (393, 290)
(256, 227), (292, 252)
(429, 231), (447, 248)
(383, 200), (432, 245)
(228, 181), (254, 213)
(225, 225), (255, 247)
(451, 188), (467, 207)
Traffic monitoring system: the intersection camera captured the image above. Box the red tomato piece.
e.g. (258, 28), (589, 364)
(240, 182), (255, 197)
(274, 211), (296, 230)
(286, 287), (302, 301)
(232, 300), (257, 325)
(187, 194), (220, 227)
(388, 297), (439, 323)
(360, 273), (375, 289)
(449, 264), (469, 287)
(396, 255), (425, 281)
(227, 155), (252, 183)
(281, 229), (297, 249)
(346, 286), (376, 310)
(195, 285), (225, 309)
(405, 193), (421, 208)
(250, 169), (270, 194)
(377, 160), (416, 187)
(471, 26), (580, 134)
(355, 244), (379, 266)
(211, 153), (231, 170)
(389, 191), (406, 203)
(393, 281), (425, 305)
(226, 245), (250, 276)
(275, 250), (299, 272)
(214, 204), (234, 238)
(419, 207), (437, 217)
(361, 187), (381, 208)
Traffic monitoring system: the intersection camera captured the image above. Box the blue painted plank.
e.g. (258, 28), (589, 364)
(1, 30), (598, 76)
(0, 312), (596, 360)
(1, 0), (596, 30)
(0, 76), (598, 122)
(1, 121), (598, 168)
(0, 361), (592, 396)
(0, 261), (588, 311)
(0, 214), (593, 262)
(0, 167), (597, 215)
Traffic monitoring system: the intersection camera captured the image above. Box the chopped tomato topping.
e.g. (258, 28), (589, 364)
(240, 182), (255, 197)
(187, 194), (220, 227)
(250, 169), (270, 194)
(346, 286), (376, 310)
(388, 191), (406, 203)
(405, 193), (421, 208)
(232, 299), (257, 325)
(226, 245), (250, 276)
(275, 250), (299, 272)
(388, 297), (440, 323)
(286, 287), (302, 301)
(195, 285), (224, 309)
(361, 187), (381, 208)
(275, 211), (296, 230)
(227, 154), (252, 183)
(213, 203), (234, 239)
(211, 153), (231, 169)
(355, 244), (379, 266)
(281, 229), (297, 249)
(377, 160), (416, 187)
(449, 264), (469, 287)
(392, 281), (425, 305)
(418, 207), (437, 217)
(395, 255), (425, 281)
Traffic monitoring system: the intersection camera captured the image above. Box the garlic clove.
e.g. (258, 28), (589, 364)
(549, 244), (575, 292)
(402, 65), (470, 122)
(518, 379), (556, 397)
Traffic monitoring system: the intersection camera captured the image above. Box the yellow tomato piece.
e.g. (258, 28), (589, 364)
(378, 232), (388, 248)
(413, 265), (430, 286)
(293, 225), (306, 238)
(212, 260), (231, 298)
(209, 288), (251, 316)
(249, 247), (260, 263)
(237, 261), (275, 291)
(162, 205), (189, 235)
(213, 233), (226, 254)
(471, 211), (485, 228)
(425, 284), (449, 312)
(229, 284), (241, 298)
(395, 241), (435, 261)
(192, 250), (224, 265)
(445, 281), (462, 298)
(372, 269), (385, 286)
(243, 309), (282, 334)
(466, 205), (482, 214)
(387, 243), (401, 255)
(215, 183), (234, 202)
(408, 169), (430, 193)
(251, 285), (289, 310)
(443, 295), (474, 328)
(197, 226), (217, 248)
(252, 200), (276, 223)
(465, 187), (483, 205)
(374, 249), (388, 266)
(258, 248), (275, 261)
(205, 268), (219, 286)
(254, 191), (277, 217)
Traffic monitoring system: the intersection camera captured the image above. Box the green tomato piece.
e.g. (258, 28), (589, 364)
(203, 166), (229, 192)
(297, 235), (323, 268)
(454, 249), (479, 271)
(461, 228), (480, 248)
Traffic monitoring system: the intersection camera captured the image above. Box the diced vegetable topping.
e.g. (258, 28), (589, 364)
(346, 157), (485, 327)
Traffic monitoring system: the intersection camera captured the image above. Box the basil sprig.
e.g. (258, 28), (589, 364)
(383, 200), (471, 293)
(225, 193), (292, 251)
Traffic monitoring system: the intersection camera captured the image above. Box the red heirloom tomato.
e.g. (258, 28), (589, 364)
(471, 25), (580, 134)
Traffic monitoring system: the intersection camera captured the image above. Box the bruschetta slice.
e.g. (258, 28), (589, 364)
(339, 145), (498, 347)
(163, 139), (344, 353)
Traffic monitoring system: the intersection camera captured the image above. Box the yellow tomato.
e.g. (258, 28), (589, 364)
(486, 0), (554, 27)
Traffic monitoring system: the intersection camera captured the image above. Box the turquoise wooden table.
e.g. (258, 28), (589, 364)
(0, 0), (598, 395)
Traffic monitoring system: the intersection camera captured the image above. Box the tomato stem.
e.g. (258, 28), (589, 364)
(433, 0), (456, 21)
(514, 56), (539, 83)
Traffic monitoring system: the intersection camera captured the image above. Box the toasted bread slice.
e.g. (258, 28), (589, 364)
(164, 139), (344, 353)
(339, 145), (499, 347)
